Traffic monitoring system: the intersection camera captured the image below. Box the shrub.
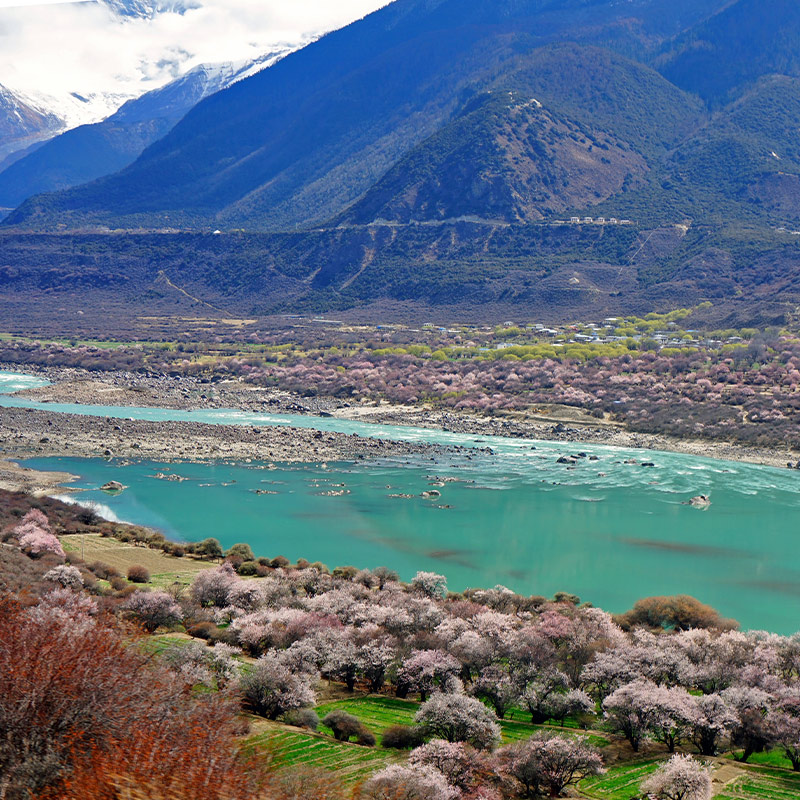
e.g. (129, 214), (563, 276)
(270, 556), (290, 569)
(284, 708), (320, 731)
(226, 554), (244, 570)
(88, 561), (120, 580)
(0, 593), (263, 799)
(198, 537), (224, 560)
(616, 595), (737, 632)
(357, 729), (377, 747)
(110, 576), (129, 591)
(382, 725), (426, 749)
(372, 566), (399, 588)
(322, 710), (364, 742)
(237, 560), (259, 576)
(332, 565), (358, 580)
(227, 543), (255, 562)
(208, 626), (239, 647)
(187, 621), (218, 640)
(75, 508), (99, 525)
(127, 565), (150, 584)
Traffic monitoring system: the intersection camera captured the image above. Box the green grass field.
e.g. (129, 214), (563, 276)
(316, 696), (418, 739)
(715, 767), (800, 800)
(579, 759), (663, 800)
(250, 728), (401, 783)
(729, 750), (796, 771)
(314, 695), (610, 747)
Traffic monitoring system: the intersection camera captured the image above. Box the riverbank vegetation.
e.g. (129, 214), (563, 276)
(3, 308), (800, 451)
(2, 490), (800, 798)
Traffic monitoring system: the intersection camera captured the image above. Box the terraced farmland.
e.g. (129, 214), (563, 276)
(314, 695), (610, 747)
(715, 767), (800, 800)
(579, 759), (663, 800)
(316, 696), (418, 738)
(251, 728), (402, 783)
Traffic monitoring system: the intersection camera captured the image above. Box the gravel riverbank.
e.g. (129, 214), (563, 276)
(3, 364), (799, 474)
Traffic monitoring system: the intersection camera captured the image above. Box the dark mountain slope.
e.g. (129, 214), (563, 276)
(2, 221), (799, 328)
(337, 90), (648, 225)
(6, 0), (726, 231)
(587, 76), (800, 225)
(501, 44), (704, 157)
(658, 0), (800, 105)
(338, 44), (703, 225)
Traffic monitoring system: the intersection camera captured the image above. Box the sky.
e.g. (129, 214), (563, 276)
(0, 0), (390, 104)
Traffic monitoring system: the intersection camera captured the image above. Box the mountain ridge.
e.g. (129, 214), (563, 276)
(5, 0), (800, 326)
(4, 0), (731, 232)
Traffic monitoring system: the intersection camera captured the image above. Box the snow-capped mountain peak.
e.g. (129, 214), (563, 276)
(100, 0), (201, 19)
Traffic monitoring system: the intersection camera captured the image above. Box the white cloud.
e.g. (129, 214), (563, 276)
(0, 1), (80, 7)
(0, 0), (390, 112)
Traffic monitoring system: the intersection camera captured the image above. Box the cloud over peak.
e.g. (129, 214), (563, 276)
(0, 0), (389, 119)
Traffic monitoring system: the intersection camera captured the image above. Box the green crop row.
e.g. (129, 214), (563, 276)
(314, 695), (610, 747)
(252, 728), (400, 783)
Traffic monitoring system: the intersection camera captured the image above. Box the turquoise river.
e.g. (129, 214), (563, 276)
(1, 372), (798, 633)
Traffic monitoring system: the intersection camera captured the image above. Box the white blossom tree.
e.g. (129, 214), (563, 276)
(690, 693), (737, 756)
(190, 563), (238, 607)
(415, 693), (501, 750)
(722, 686), (774, 762)
(124, 591), (182, 633)
(504, 733), (604, 798)
(238, 652), (316, 720)
(411, 571), (448, 599)
(43, 565), (84, 590)
(398, 649), (461, 701)
(769, 688), (800, 770)
(521, 669), (571, 724)
(603, 679), (671, 752)
(409, 739), (484, 792)
(641, 754), (712, 800)
(359, 764), (460, 800)
(472, 665), (521, 719)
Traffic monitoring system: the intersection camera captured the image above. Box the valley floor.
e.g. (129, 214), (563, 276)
(1, 366), (797, 486)
(0, 370), (796, 502)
